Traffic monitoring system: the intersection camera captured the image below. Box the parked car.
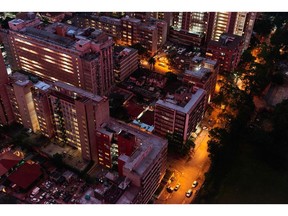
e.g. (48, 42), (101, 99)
(185, 189), (193, 198)
(166, 186), (173, 193)
(192, 181), (198, 188)
(174, 183), (181, 191)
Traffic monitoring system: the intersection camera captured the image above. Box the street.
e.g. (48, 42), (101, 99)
(155, 129), (211, 204)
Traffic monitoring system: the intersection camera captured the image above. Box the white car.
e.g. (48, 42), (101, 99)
(192, 181), (198, 188)
(185, 189), (192, 198)
(174, 183), (181, 191)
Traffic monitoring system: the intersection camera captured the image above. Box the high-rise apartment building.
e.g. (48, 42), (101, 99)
(206, 33), (244, 73)
(48, 82), (110, 161)
(120, 16), (141, 46)
(242, 12), (257, 50)
(6, 71), (109, 161)
(71, 14), (122, 40)
(137, 24), (158, 55)
(0, 52), (14, 126)
(169, 12), (207, 47)
(95, 120), (168, 204)
(154, 87), (206, 142)
(32, 81), (54, 138)
(5, 72), (39, 132)
(113, 46), (138, 83)
(166, 12), (256, 49)
(71, 14), (167, 56)
(206, 12), (256, 49)
(0, 15), (114, 96)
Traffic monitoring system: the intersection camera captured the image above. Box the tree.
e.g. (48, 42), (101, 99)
(271, 72), (284, 85)
(253, 19), (274, 37)
(165, 72), (177, 81)
(148, 57), (156, 71)
(270, 28), (288, 46)
(239, 49), (256, 66)
(166, 132), (192, 156)
(0, 17), (14, 29)
(131, 43), (147, 56)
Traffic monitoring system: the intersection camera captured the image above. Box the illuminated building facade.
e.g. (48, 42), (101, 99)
(0, 52), (14, 126)
(206, 33), (244, 73)
(0, 16), (114, 96)
(95, 120), (168, 204)
(48, 81), (110, 161)
(6, 72), (39, 132)
(184, 56), (219, 106)
(5, 71), (109, 161)
(113, 46), (138, 83)
(154, 87), (206, 142)
(206, 12), (256, 49)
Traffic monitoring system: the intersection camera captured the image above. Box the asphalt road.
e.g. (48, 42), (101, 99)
(155, 129), (211, 204)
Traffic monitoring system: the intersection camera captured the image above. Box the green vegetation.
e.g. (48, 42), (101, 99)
(166, 132), (195, 156)
(148, 57), (156, 71)
(130, 43), (148, 56)
(109, 93), (130, 122)
(196, 13), (288, 202)
(197, 100), (288, 203)
(253, 17), (274, 37)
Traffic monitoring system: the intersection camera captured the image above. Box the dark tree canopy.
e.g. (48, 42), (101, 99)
(253, 19), (274, 37)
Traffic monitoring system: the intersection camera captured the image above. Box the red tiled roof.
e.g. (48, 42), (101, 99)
(7, 163), (42, 190)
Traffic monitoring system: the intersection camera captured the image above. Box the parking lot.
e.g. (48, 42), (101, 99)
(27, 176), (87, 204)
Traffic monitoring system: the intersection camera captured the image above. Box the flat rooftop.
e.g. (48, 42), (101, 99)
(34, 81), (51, 91)
(99, 16), (121, 25)
(114, 46), (137, 56)
(185, 68), (211, 80)
(116, 185), (140, 204)
(121, 16), (141, 24)
(156, 88), (206, 114)
(191, 56), (217, 66)
(106, 120), (167, 177)
(209, 33), (243, 49)
(24, 27), (75, 48)
(53, 81), (103, 102)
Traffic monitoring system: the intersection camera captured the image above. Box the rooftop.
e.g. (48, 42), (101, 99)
(24, 26), (75, 48)
(185, 68), (212, 81)
(53, 81), (104, 103)
(139, 23), (157, 31)
(7, 163), (42, 190)
(106, 120), (167, 176)
(156, 88), (206, 114)
(114, 46), (137, 58)
(208, 33), (243, 49)
(191, 56), (217, 66)
(99, 16), (121, 25)
(0, 151), (22, 177)
(121, 16), (141, 24)
(34, 81), (51, 91)
(79, 188), (102, 204)
(116, 185), (140, 204)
